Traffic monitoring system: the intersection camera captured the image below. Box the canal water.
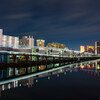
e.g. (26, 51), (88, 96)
(0, 59), (100, 100)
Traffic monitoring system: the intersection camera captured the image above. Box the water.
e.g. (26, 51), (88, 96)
(0, 60), (100, 100)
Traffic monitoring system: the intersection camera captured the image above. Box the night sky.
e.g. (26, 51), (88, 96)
(0, 0), (100, 50)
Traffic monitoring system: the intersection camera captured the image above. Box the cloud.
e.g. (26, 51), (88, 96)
(0, 0), (100, 50)
(3, 13), (33, 19)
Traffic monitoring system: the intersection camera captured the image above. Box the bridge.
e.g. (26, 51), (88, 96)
(0, 46), (100, 68)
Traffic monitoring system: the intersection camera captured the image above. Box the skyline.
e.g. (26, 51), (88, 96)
(0, 0), (100, 50)
(0, 28), (97, 51)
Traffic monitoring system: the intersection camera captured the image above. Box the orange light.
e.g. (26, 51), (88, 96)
(80, 65), (85, 69)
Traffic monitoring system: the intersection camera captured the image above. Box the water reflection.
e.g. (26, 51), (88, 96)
(0, 59), (100, 97)
(79, 60), (100, 77)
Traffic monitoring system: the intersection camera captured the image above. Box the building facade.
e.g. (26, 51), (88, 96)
(46, 42), (66, 49)
(0, 29), (19, 48)
(19, 36), (34, 48)
(80, 46), (85, 53)
(95, 42), (100, 55)
(86, 45), (94, 53)
(2, 35), (19, 48)
(36, 39), (45, 47)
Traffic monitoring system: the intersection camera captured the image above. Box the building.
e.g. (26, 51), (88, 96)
(80, 46), (85, 53)
(19, 36), (34, 48)
(95, 41), (100, 55)
(0, 29), (3, 45)
(86, 45), (94, 53)
(0, 29), (19, 48)
(2, 35), (19, 48)
(36, 39), (45, 47)
(46, 42), (66, 49)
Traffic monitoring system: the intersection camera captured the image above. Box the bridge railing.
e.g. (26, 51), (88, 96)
(0, 45), (97, 58)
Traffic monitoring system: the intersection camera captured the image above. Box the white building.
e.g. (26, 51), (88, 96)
(0, 29), (19, 48)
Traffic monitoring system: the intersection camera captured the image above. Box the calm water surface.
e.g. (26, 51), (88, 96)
(0, 60), (100, 100)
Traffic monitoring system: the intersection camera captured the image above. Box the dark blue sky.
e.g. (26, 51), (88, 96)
(0, 0), (100, 50)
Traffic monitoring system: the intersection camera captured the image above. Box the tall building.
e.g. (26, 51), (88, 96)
(36, 39), (45, 47)
(0, 29), (19, 48)
(29, 36), (34, 48)
(46, 42), (66, 49)
(95, 41), (100, 55)
(80, 46), (85, 53)
(19, 36), (34, 48)
(86, 45), (94, 53)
